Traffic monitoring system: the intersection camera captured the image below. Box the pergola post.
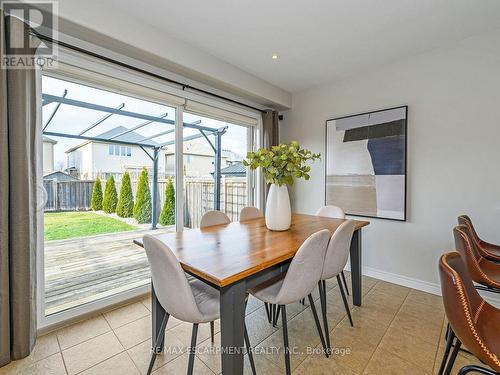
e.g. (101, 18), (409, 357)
(151, 147), (160, 229)
(214, 130), (224, 210)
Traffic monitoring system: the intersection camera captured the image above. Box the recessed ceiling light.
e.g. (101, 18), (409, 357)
(272, 54), (278, 60)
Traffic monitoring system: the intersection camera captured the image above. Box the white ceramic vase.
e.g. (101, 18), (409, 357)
(265, 184), (291, 231)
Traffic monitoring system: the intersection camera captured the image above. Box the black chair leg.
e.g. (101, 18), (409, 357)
(187, 323), (199, 375)
(458, 365), (499, 374)
(341, 271), (350, 296)
(318, 280), (331, 353)
(337, 275), (354, 327)
(438, 326), (455, 375)
(444, 336), (462, 375)
(273, 305), (281, 327)
(244, 325), (257, 375)
(147, 312), (169, 375)
(210, 321), (215, 344)
(308, 294), (329, 358)
(300, 298), (306, 306)
(264, 302), (272, 323)
(280, 305), (291, 375)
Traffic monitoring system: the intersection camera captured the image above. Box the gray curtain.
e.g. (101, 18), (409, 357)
(262, 110), (279, 150)
(262, 110), (280, 207)
(0, 11), (39, 366)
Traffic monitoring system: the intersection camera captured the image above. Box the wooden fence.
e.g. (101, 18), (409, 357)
(44, 180), (94, 211)
(43, 177), (247, 228)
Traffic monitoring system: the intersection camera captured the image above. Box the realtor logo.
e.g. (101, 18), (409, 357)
(1, 0), (58, 69)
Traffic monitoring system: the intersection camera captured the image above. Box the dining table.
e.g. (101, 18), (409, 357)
(133, 212), (369, 375)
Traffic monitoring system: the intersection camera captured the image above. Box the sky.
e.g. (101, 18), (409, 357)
(42, 75), (249, 170)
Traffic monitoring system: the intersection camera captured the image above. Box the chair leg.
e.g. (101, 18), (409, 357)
(273, 305), (281, 327)
(280, 305), (291, 375)
(341, 271), (350, 296)
(244, 325), (257, 375)
(187, 323), (199, 375)
(147, 312), (169, 375)
(337, 275), (354, 327)
(308, 294), (329, 358)
(210, 321), (215, 344)
(300, 298), (306, 306)
(438, 326), (455, 375)
(444, 336), (462, 375)
(458, 365), (499, 375)
(318, 280), (331, 353)
(264, 302), (272, 323)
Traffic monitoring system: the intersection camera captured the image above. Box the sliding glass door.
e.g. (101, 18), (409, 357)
(38, 57), (261, 328)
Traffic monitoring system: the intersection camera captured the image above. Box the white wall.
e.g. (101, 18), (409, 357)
(42, 142), (55, 174)
(280, 30), (500, 292)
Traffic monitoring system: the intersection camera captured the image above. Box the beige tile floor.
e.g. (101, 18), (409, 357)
(0, 274), (491, 375)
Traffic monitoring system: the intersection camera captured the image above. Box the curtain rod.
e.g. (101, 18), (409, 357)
(31, 31), (268, 114)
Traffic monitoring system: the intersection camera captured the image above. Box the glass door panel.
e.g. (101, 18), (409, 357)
(41, 74), (176, 317)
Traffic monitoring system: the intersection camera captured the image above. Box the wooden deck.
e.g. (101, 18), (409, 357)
(44, 227), (174, 316)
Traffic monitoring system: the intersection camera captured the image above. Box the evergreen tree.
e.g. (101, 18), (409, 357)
(159, 176), (175, 226)
(133, 168), (152, 224)
(116, 172), (134, 217)
(90, 177), (103, 211)
(102, 175), (118, 213)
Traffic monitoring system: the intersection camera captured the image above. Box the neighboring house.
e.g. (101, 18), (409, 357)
(43, 136), (57, 174)
(164, 141), (232, 177)
(212, 162), (246, 178)
(43, 171), (79, 182)
(65, 126), (165, 180)
(65, 127), (244, 180)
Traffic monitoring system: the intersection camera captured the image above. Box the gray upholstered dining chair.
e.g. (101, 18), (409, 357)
(315, 205), (351, 298)
(239, 206), (263, 222)
(200, 210), (231, 228)
(199, 210), (231, 343)
(318, 219), (356, 352)
(248, 230), (331, 375)
(143, 235), (256, 375)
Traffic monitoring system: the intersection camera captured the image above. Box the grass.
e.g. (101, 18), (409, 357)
(44, 211), (137, 241)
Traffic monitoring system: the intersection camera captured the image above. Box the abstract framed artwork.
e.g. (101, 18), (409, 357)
(325, 106), (407, 221)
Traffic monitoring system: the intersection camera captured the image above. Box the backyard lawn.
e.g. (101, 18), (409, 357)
(44, 211), (137, 241)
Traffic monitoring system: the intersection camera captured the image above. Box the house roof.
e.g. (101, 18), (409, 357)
(43, 171), (78, 181)
(65, 126), (159, 153)
(212, 163), (246, 176)
(43, 136), (57, 144)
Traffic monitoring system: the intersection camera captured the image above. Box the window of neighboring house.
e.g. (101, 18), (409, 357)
(126, 147), (132, 156)
(120, 146), (126, 156)
(114, 145), (120, 155)
(108, 144), (114, 155)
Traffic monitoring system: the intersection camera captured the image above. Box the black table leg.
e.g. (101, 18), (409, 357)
(151, 282), (168, 353)
(220, 280), (246, 375)
(350, 229), (362, 306)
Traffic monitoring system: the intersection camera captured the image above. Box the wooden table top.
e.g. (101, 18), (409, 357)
(134, 213), (369, 287)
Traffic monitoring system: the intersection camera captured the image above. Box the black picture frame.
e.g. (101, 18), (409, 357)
(324, 105), (408, 222)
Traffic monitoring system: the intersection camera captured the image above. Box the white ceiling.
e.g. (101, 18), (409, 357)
(105, 0), (500, 92)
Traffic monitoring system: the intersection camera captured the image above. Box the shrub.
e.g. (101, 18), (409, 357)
(133, 168), (152, 224)
(90, 177), (103, 211)
(116, 172), (134, 218)
(159, 176), (175, 226)
(102, 175), (118, 213)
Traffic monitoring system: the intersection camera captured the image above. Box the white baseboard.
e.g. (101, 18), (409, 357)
(361, 266), (442, 296)
(345, 265), (500, 308)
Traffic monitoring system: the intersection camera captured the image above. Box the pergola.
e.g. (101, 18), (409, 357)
(42, 91), (227, 229)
